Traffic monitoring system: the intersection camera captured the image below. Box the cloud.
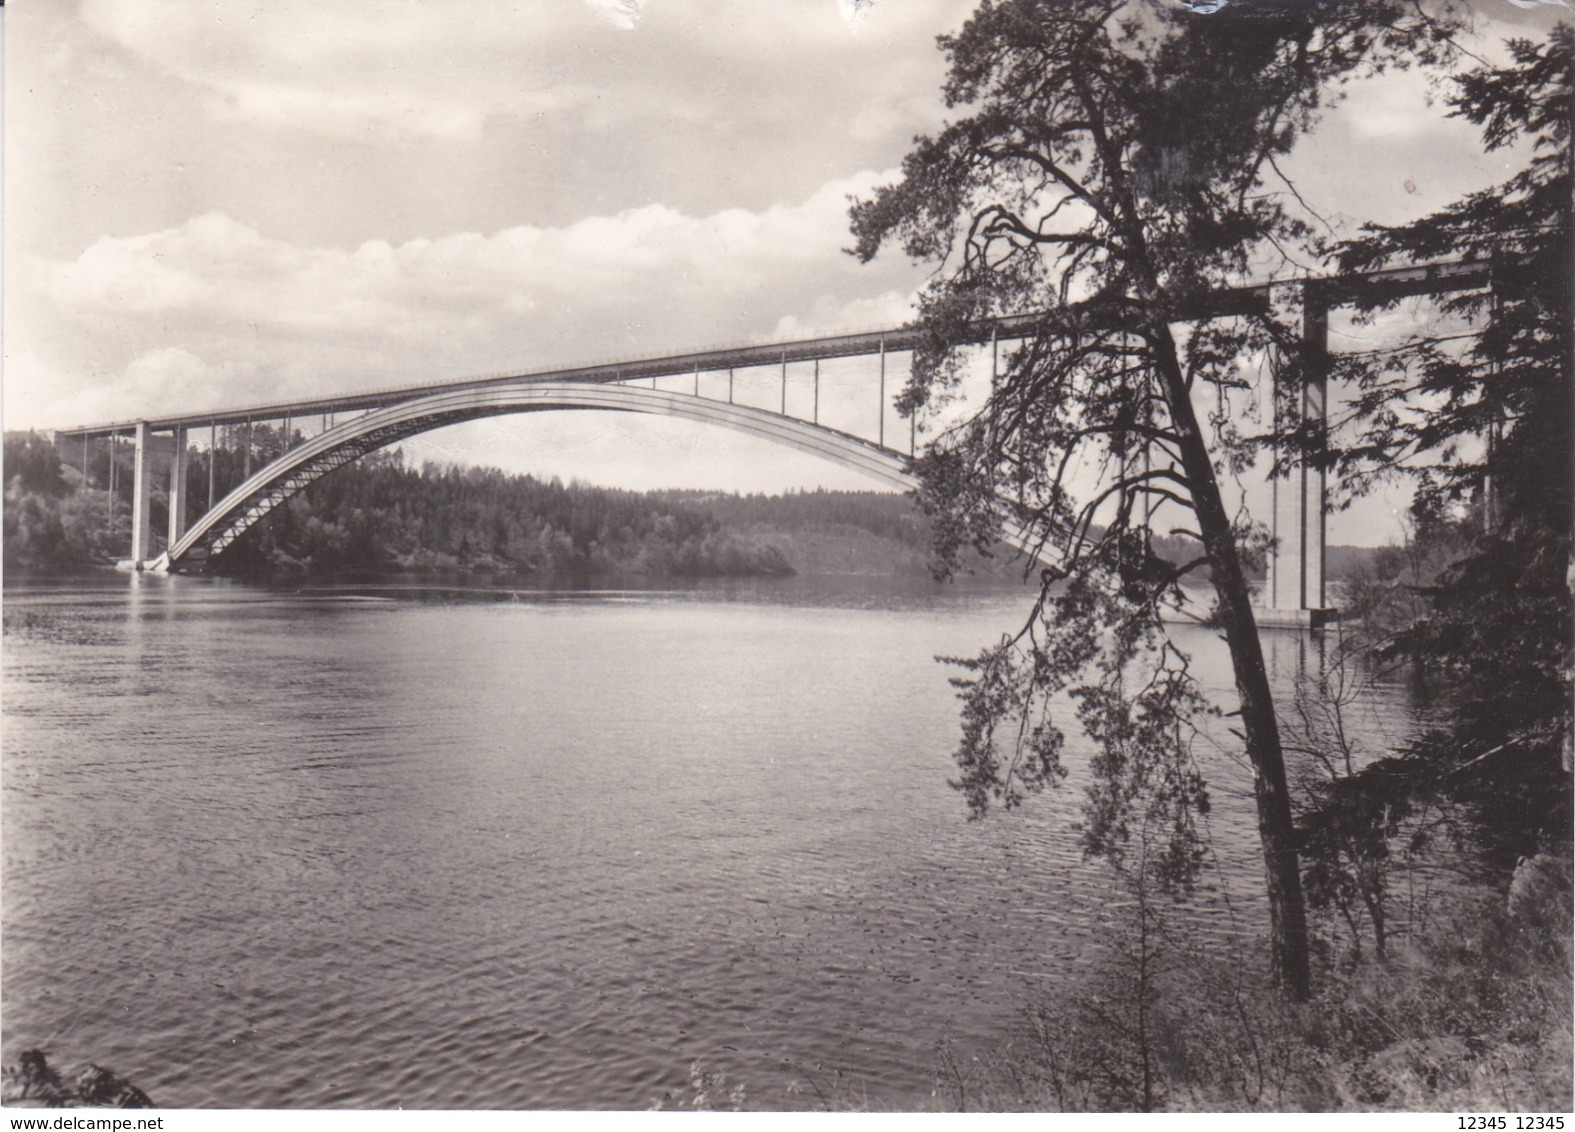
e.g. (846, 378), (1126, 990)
(5, 0), (980, 279)
(76, 0), (972, 144)
(10, 165), (937, 492)
(13, 170), (925, 432)
(769, 291), (917, 340)
(75, 0), (607, 141)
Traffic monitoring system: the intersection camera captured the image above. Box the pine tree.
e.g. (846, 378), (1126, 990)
(1333, 25), (1572, 848)
(849, 0), (1462, 999)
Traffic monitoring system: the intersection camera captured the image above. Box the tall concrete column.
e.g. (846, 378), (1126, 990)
(1260, 285), (1329, 625)
(1300, 286), (1329, 612)
(168, 426), (189, 548)
(130, 422), (155, 567)
(1266, 453), (1282, 609)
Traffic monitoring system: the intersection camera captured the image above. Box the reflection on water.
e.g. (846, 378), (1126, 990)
(2, 573), (1419, 1109)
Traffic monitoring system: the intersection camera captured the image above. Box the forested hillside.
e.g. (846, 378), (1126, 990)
(3, 431), (977, 579)
(212, 452), (804, 578)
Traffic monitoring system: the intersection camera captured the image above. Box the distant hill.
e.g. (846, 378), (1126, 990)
(649, 488), (982, 578)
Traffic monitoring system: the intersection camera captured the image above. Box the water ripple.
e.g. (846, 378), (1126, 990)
(3, 577), (1421, 1109)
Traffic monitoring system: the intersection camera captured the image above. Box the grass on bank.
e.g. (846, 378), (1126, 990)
(909, 850), (1572, 1113)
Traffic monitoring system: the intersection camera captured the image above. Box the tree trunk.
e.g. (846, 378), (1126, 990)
(1152, 325), (1313, 1001)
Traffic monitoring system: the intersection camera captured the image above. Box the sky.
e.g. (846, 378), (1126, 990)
(4, 0), (1568, 543)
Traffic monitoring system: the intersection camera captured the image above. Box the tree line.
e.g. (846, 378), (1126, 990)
(3, 429), (988, 580)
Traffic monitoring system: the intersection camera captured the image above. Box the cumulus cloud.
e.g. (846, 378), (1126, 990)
(13, 170), (924, 432)
(769, 291), (917, 340)
(9, 165), (939, 492)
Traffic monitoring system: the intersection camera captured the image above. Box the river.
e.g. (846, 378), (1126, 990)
(1, 573), (1420, 1109)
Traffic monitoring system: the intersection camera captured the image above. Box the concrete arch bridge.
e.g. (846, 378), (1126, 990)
(51, 257), (1491, 621)
(57, 324), (1030, 576)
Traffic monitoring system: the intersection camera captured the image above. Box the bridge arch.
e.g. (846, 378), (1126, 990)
(159, 382), (932, 572)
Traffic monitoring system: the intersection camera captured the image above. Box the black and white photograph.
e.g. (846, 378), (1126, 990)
(2, 0), (1571, 1118)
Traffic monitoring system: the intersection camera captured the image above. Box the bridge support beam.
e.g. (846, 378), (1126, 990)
(1299, 288), (1329, 614)
(128, 422), (156, 568)
(168, 425), (189, 548)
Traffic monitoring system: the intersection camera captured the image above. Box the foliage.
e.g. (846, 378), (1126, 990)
(7, 429), (1009, 583)
(1309, 24), (1574, 854)
(214, 450), (795, 579)
(3, 431), (827, 580)
(1336, 508), (1478, 647)
(924, 857), (1571, 1112)
(1272, 26), (1573, 961)
(669, 487), (932, 551)
(4, 432), (130, 571)
(1279, 626), (1464, 963)
(4, 433), (70, 498)
(848, 0), (1463, 998)
(1334, 28), (1571, 508)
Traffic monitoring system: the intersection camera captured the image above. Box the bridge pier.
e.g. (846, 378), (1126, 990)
(878, 338), (886, 447)
(1260, 284), (1333, 629)
(168, 426), (189, 548)
(118, 422), (190, 570)
(127, 423), (156, 568)
(1298, 289), (1329, 615)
